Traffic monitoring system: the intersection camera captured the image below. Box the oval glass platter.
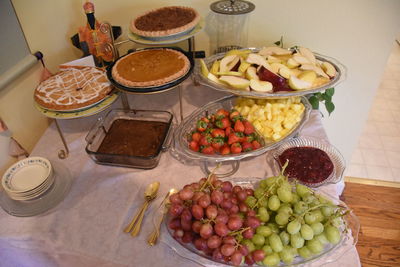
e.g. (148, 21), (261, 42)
(106, 47), (194, 94)
(194, 48), (346, 99)
(34, 90), (119, 119)
(170, 95), (311, 164)
(128, 18), (204, 45)
(161, 177), (360, 267)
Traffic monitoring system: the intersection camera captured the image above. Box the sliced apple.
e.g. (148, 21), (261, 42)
(313, 76), (331, 87)
(321, 61), (336, 78)
(299, 47), (316, 65)
(267, 55), (282, 64)
(246, 53), (273, 72)
(199, 59), (209, 77)
(210, 60), (220, 75)
(215, 71), (244, 77)
(219, 76), (250, 90)
(286, 57), (300, 69)
(288, 75), (312, 90)
(245, 66), (259, 80)
(270, 63), (285, 74)
(259, 46), (292, 56)
(298, 70), (317, 84)
(238, 59), (251, 73)
(292, 53), (310, 65)
(220, 55), (240, 73)
(207, 73), (224, 84)
(300, 64), (329, 79)
(250, 79), (273, 92)
(278, 65), (292, 79)
(225, 49), (252, 58)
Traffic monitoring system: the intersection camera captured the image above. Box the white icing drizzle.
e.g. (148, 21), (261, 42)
(35, 67), (111, 106)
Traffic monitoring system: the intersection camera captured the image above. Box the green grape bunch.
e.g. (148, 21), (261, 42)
(242, 161), (350, 266)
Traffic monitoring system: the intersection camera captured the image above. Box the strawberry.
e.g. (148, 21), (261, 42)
(243, 121), (255, 135)
(220, 145), (231, 155)
(234, 120), (245, 132)
(196, 120), (208, 132)
(228, 133), (241, 145)
(216, 109), (230, 118)
(199, 135), (212, 146)
(201, 146), (215, 154)
(201, 117), (210, 123)
(211, 128), (225, 138)
(252, 140), (261, 149)
(231, 143), (242, 154)
(191, 132), (202, 142)
(211, 137), (224, 151)
(229, 110), (241, 121)
(225, 127), (234, 136)
(242, 142), (253, 152)
(189, 141), (199, 152)
(244, 134), (255, 143)
(216, 117), (230, 129)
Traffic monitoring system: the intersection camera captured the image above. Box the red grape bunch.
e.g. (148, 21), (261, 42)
(168, 172), (262, 266)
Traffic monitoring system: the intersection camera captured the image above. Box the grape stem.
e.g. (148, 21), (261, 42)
(199, 163), (221, 192)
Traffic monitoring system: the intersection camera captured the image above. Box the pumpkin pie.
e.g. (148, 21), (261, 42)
(34, 66), (112, 111)
(111, 48), (190, 87)
(130, 6), (200, 37)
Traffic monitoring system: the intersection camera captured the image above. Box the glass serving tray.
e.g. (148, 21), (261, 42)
(194, 48), (346, 99)
(161, 177), (360, 267)
(170, 95), (311, 164)
(267, 137), (346, 188)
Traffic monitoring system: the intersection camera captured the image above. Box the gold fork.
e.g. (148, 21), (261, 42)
(147, 188), (177, 246)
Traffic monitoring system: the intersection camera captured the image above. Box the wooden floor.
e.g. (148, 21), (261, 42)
(342, 182), (400, 267)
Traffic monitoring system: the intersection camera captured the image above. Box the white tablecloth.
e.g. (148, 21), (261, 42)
(0, 81), (360, 267)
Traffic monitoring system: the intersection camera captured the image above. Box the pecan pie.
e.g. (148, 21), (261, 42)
(34, 66), (112, 111)
(112, 48), (190, 87)
(130, 6), (200, 37)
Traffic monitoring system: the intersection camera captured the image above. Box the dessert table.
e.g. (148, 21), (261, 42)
(0, 80), (360, 267)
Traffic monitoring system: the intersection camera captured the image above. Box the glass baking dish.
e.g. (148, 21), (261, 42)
(85, 109), (173, 169)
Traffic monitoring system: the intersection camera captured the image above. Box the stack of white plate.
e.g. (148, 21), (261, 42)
(2, 157), (54, 201)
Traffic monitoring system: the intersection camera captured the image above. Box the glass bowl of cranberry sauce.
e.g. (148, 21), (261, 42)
(269, 137), (346, 187)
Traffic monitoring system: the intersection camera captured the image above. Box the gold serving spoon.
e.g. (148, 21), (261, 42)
(147, 188), (178, 246)
(124, 181), (160, 236)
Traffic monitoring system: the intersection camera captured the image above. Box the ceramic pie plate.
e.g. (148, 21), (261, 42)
(0, 161), (73, 217)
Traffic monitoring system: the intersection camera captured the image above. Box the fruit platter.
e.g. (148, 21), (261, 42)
(194, 47), (346, 99)
(161, 169), (359, 266)
(171, 95), (311, 166)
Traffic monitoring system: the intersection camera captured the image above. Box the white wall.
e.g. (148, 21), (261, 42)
(2, 0), (399, 172)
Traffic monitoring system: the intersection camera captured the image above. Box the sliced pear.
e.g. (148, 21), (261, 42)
(219, 76), (250, 90)
(215, 71), (244, 77)
(288, 75), (312, 90)
(314, 66), (330, 78)
(245, 66), (259, 80)
(267, 55), (282, 64)
(250, 79), (273, 92)
(278, 65), (292, 79)
(210, 60), (220, 75)
(199, 59), (209, 77)
(246, 53), (273, 72)
(321, 61), (336, 78)
(259, 46), (292, 56)
(299, 47), (316, 65)
(207, 73), (224, 84)
(274, 54), (293, 61)
(238, 60), (251, 73)
(286, 57), (300, 68)
(292, 53), (310, 65)
(298, 70), (317, 84)
(290, 68), (302, 77)
(220, 55), (240, 73)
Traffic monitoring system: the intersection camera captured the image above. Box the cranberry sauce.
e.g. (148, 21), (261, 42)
(278, 147), (334, 184)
